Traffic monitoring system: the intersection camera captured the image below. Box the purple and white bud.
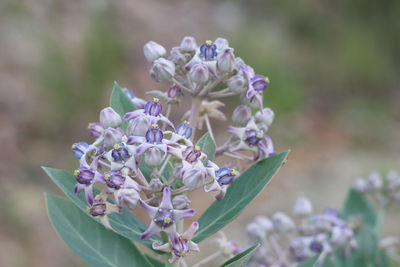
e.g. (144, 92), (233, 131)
(143, 41), (166, 62)
(189, 63), (209, 84)
(72, 142), (89, 159)
(104, 170), (125, 190)
(167, 86), (183, 99)
(227, 74), (246, 93)
(255, 108), (275, 128)
(150, 58), (175, 83)
(74, 167), (95, 185)
(331, 226), (354, 246)
(144, 98), (162, 116)
(180, 36), (197, 52)
(176, 121), (192, 139)
(183, 146), (202, 163)
(103, 128), (123, 147)
(217, 47), (235, 73)
(126, 116), (151, 137)
(172, 163), (183, 179)
(251, 74), (268, 92)
(149, 178), (164, 193)
(116, 188), (140, 209)
(144, 146), (164, 167)
(172, 195), (191, 209)
(182, 167), (207, 190)
(199, 40), (217, 61)
(353, 178), (368, 193)
(367, 171), (383, 190)
(232, 105), (252, 126)
(145, 124), (163, 144)
(214, 37), (229, 50)
(88, 122), (104, 138)
(246, 222), (266, 243)
(100, 107), (122, 128)
(272, 212), (295, 233)
(254, 216), (274, 234)
(170, 47), (191, 66)
(386, 171), (400, 191)
(215, 168), (237, 185)
(293, 197), (313, 217)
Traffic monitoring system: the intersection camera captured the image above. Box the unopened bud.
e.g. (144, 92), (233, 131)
(150, 58), (175, 83)
(144, 147), (164, 167)
(189, 63), (209, 84)
(272, 212), (295, 232)
(103, 128), (123, 147)
(227, 74), (246, 93)
(246, 222), (266, 244)
(116, 188), (140, 209)
(353, 178), (368, 193)
(100, 107), (122, 128)
(172, 195), (191, 209)
(232, 105), (252, 126)
(254, 216), (274, 234)
(180, 36), (197, 52)
(126, 116), (151, 137)
(149, 178), (164, 193)
(143, 41), (166, 62)
(293, 197), (313, 217)
(367, 171), (383, 190)
(214, 37), (229, 50)
(88, 122), (104, 138)
(217, 47), (235, 73)
(255, 108), (275, 128)
(182, 167), (207, 190)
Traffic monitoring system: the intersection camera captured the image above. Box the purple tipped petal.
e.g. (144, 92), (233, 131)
(159, 187), (173, 210)
(123, 110), (144, 121)
(136, 143), (154, 156)
(74, 183), (84, 194)
(139, 200), (158, 217)
(127, 136), (146, 145)
(84, 185), (94, 206)
(182, 221), (199, 240)
(174, 208), (195, 220)
(159, 115), (175, 129)
(141, 221), (160, 240)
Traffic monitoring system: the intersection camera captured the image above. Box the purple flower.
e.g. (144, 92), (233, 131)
(123, 98), (174, 129)
(72, 142), (89, 159)
(215, 168), (236, 185)
(139, 187), (195, 240)
(73, 158), (105, 205)
(206, 161), (238, 200)
(182, 146), (202, 163)
(199, 40), (217, 61)
(152, 221), (200, 263)
(241, 64), (268, 108)
(87, 122), (104, 139)
(167, 86), (183, 99)
(111, 143), (131, 162)
(104, 170), (125, 190)
(176, 121), (192, 139)
(251, 74), (268, 91)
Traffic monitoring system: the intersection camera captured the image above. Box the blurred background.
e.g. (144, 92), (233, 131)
(1, 0), (399, 266)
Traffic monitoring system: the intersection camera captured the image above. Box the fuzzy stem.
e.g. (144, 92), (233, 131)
(204, 113), (215, 141)
(188, 97), (202, 141)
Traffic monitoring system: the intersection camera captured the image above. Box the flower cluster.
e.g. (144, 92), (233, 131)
(70, 36), (277, 264)
(245, 198), (358, 266)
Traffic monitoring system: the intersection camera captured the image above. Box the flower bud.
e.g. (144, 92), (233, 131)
(172, 195), (191, 209)
(170, 47), (191, 66)
(116, 188), (140, 209)
(72, 142), (89, 159)
(246, 222), (266, 244)
(255, 108), (275, 128)
(232, 105), (252, 126)
(150, 58), (175, 82)
(88, 122), (104, 138)
(217, 47), (235, 73)
(167, 86), (183, 99)
(172, 163), (183, 178)
(227, 74), (246, 93)
(149, 178), (164, 193)
(254, 216), (274, 234)
(144, 147), (164, 167)
(180, 36), (197, 52)
(353, 178), (368, 193)
(103, 128), (123, 147)
(293, 197), (313, 217)
(367, 171), (383, 190)
(182, 167), (207, 190)
(126, 116), (151, 137)
(272, 212), (295, 233)
(189, 63), (209, 84)
(100, 107), (122, 128)
(143, 41), (166, 62)
(214, 37), (229, 50)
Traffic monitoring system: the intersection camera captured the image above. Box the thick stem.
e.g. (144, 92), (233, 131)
(188, 97), (202, 141)
(192, 251), (222, 267)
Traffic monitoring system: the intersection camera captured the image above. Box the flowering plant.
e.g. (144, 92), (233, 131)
(44, 36), (287, 267)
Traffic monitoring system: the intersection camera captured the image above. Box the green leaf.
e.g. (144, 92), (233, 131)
(109, 81), (136, 129)
(42, 167), (160, 249)
(193, 151), (288, 243)
(221, 244), (260, 267)
(196, 132), (216, 162)
(145, 255), (165, 267)
(341, 189), (376, 228)
(45, 193), (154, 267)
